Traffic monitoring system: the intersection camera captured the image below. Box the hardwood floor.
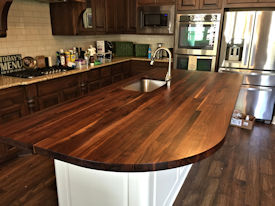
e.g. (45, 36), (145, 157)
(0, 155), (58, 206)
(0, 123), (274, 206)
(174, 122), (275, 206)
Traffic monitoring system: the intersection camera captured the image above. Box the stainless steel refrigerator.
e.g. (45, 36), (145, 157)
(219, 11), (275, 122)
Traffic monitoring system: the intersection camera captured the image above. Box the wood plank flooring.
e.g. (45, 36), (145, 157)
(0, 122), (274, 206)
(174, 123), (275, 206)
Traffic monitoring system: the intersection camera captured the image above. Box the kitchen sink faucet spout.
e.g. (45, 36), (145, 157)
(150, 47), (172, 82)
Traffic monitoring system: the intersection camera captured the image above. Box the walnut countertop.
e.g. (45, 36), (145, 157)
(0, 68), (242, 172)
(0, 57), (171, 90)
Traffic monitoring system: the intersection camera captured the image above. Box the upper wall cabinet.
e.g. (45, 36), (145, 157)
(0, 0), (13, 37)
(126, 0), (137, 33)
(50, 0), (136, 35)
(224, 0), (275, 7)
(177, 0), (221, 10)
(50, 0), (106, 35)
(105, 0), (136, 34)
(138, 0), (175, 5)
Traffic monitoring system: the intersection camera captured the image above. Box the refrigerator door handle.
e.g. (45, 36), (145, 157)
(241, 85), (273, 92)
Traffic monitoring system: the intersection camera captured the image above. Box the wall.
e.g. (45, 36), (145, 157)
(0, 0), (174, 62)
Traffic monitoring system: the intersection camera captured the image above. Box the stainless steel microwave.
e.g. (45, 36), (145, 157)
(137, 5), (175, 34)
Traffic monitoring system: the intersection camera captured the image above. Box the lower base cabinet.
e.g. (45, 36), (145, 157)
(55, 160), (193, 206)
(0, 87), (27, 163)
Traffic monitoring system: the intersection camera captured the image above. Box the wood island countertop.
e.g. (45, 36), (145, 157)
(0, 69), (242, 172)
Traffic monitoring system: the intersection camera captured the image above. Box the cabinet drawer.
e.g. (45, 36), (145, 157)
(101, 66), (112, 77)
(112, 64), (123, 74)
(63, 86), (80, 101)
(38, 93), (60, 110)
(38, 75), (79, 96)
(87, 69), (101, 81)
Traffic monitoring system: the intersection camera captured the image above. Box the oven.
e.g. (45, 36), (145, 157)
(175, 14), (221, 55)
(175, 54), (216, 71)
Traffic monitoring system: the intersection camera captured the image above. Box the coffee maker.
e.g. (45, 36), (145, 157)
(96, 41), (113, 63)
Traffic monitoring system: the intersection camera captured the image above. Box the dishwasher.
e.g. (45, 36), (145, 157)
(220, 68), (275, 123)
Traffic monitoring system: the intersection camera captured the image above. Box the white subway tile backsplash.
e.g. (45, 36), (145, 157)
(0, 0), (174, 63)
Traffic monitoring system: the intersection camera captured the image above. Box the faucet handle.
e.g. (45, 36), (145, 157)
(165, 72), (171, 82)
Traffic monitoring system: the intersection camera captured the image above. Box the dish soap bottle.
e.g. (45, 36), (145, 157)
(148, 47), (152, 59)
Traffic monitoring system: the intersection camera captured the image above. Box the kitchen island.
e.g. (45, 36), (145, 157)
(0, 68), (242, 206)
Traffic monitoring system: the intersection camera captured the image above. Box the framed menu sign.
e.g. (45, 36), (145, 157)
(0, 54), (23, 74)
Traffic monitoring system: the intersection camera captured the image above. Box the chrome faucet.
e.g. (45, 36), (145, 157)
(150, 47), (172, 82)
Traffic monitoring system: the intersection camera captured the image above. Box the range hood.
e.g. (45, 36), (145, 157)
(0, 0), (13, 37)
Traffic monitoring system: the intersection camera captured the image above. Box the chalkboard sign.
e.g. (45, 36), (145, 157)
(0, 54), (23, 74)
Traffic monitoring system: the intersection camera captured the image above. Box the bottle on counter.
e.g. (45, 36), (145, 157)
(70, 50), (75, 63)
(73, 47), (78, 60)
(148, 47), (152, 59)
(56, 52), (61, 66)
(60, 49), (66, 66)
(65, 51), (71, 66)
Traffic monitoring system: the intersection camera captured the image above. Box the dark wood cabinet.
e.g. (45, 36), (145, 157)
(200, 0), (221, 9)
(0, 87), (27, 123)
(226, 0), (257, 4)
(37, 75), (80, 110)
(177, 0), (221, 10)
(0, 0), (13, 37)
(105, 0), (116, 33)
(177, 0), (199, 10)
(93, 0), (106, 33)
(50, 0), (106, 35)
(126, 0), (137, 33)
(0, 86), (27, 163)
(50, 2), (85, 35)
(138, 0), (156, 4)
(138, 0), (175, 4)
(117, 0), (127, 33)
(224, 0), (275, 7)
(157, 0), (175, 4)
(49, 0), (136, 35)
(105, 0), (128, 34)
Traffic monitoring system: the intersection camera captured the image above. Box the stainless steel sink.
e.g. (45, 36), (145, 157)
(122, 78), (167, 92)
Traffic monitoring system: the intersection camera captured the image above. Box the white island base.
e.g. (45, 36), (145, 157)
(54, 160), (192, 206)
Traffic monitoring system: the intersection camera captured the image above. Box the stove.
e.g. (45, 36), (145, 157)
(3, 66), (75, 79)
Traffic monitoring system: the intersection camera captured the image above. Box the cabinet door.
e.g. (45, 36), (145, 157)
(105, 0), (116, 33)
(38, 93), (60, 110)
(122, 61), (132, 78)
(138, 0), (156, 4)
(0, 87), (27, 163)
(62, 86), (80, 101)
(126, 0), (137, 33)
(200, 0), (221, 9)
(0, 87), (27, 123)
(157, 0), (175, 4)
(226, 0), (257, 4)
(94, 0), (106, 33)
(116, 0), (127, 33)
(130, 61), (152, 75)
(177, 0), (199, 10)
(50, 2), (85, 35)
(258, 0), (275, 2)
